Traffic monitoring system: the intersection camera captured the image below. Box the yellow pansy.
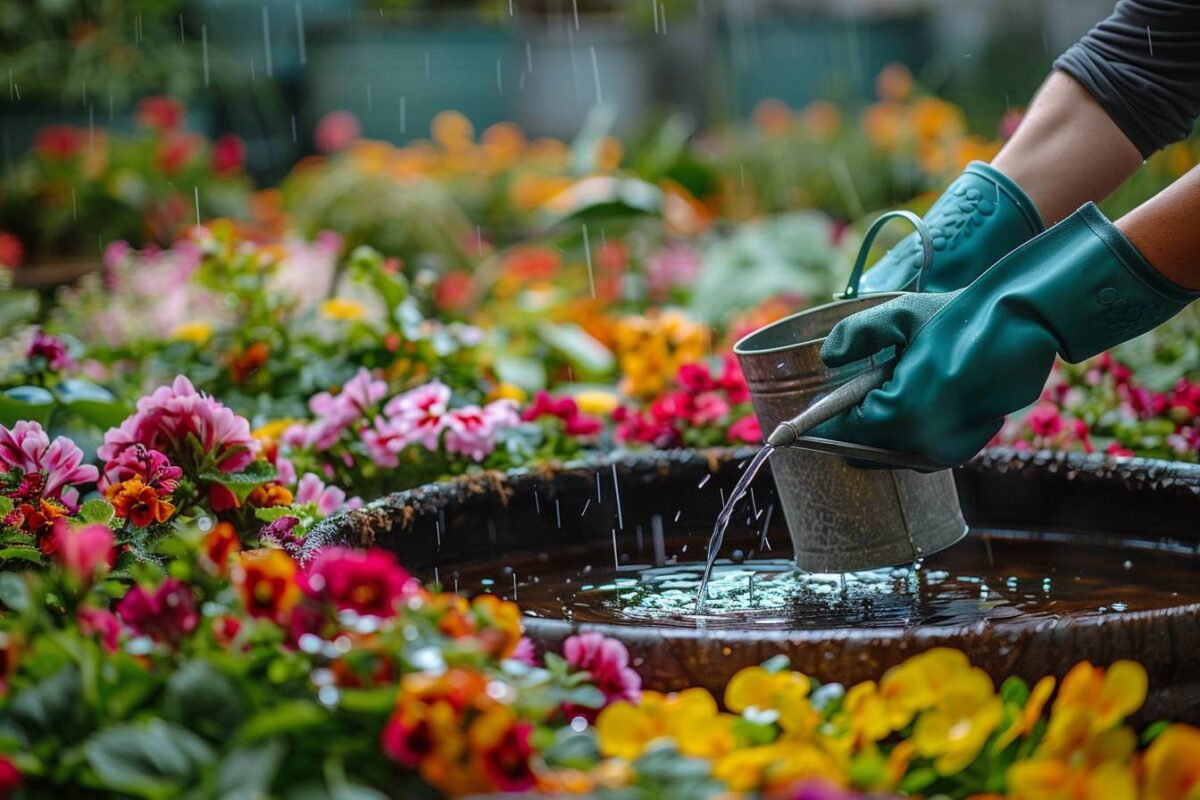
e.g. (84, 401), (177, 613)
(613, 309), (707, 399)
(170, 321), (214, 345)
(596, 688), (734, 762)
(878, 647), (972, 730)
(1052, 660), (1148, 733)
(911, 666), (1003, 775)
(253, 418), (296, 443)
(841, 680), (892, 745)
(1142, 724), (1200, 800)
(574, 389), (620, 416)
(487, 383), (527, 404)
(995, 675), (1056, 751)
(595, 700), (660, 761)
(1008, 758), (1136, 800)
(714, 743), (843, 793)
(320, 298), (368, 322)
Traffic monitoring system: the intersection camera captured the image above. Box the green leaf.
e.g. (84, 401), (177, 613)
(55, 379), (131, 430)
(537, 322), (614, 378)
(162, 661), (246, 739)
(563, 685), (606, 710)
(1141, 720), (1171, 745)
(199, 460), (278, 504)
(898, 766), (939, 794)
(85, 720), (215, 799)
(79, 498), (116, 525)
(337, 687), (397, 715)
(759, 654), (790, 674)
(0, 572), (29, 612)
(1000, 675), (1030, 706)
(0, 386), (56, 427)
(494, 354), (547, 393)
(0, 290), (40, 336)
(255, 505), (306, 523)
(0, 496), (11, 517)
(218, 740), (285, 796)
(10, 666), (84, 739)
(239, 701), (327, 743)
(0, 547), (42, 565)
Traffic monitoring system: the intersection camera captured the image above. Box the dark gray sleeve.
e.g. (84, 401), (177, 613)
(1053, 0), (1200, 157)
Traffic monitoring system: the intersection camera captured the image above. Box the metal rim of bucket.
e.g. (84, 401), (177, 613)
(732, 292), (905, 356)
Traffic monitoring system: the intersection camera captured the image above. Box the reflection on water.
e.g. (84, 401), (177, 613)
(439, 529), (1199, 631)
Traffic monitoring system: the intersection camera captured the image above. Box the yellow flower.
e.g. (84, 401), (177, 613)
(1051, 660), (1147, 733)
(432, 110), (475, 149)
(725, 666), (816, 735)
(253, 418), (296, 443)
(995, 675), (1056, 750)
(1142, 724), (1200, 800)
(574, 389), (620, 416)
(487, 383), (527, 404)
(170, 321), (214, 345)
(714, 743), (843, 792)
(911, 666), (1003, 775)
(613, 309), (707, 399)
(878, 647), (972, 730)
(596, 700), (662, 760)
(841, 680), (892, 745)
(320, 298), (368, 322)
(1008, 757), (1136, 800)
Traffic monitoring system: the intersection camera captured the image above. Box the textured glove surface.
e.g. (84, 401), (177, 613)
(858, 161), (1044, 294)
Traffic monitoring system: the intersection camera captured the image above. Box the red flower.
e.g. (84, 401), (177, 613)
(522, 391), (603, 437)
(0, 755), (20, 797)
(476, 718), (536, 792)
(211, 615), (242, 648)
(202, 521), (241, 574)
(136, 96), (185, 131)
(33, 126), (86, 160)
(50, 521), (115, 583)
(717, 355), (751, 404)
(1106, 443), (1137, 458)
(233, 548), (301, 621)
(434, 270), (475, 313)
(115, 578), (198, 646)
(380, 713), (436, 768)
(1028, 403), (1064, 438)
(302, 547), (418, 618)
(78, 606), (121, 652)
(211, 134), (246, 176)
(728, 414), (762, 444)
(314, 110), (360, 154)
(0, 233), (23, 269)
(157, 131), (198, 174)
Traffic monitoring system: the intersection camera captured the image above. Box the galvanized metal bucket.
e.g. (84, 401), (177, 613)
(733, 211), (967, 573)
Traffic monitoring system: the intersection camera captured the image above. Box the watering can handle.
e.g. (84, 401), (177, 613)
(839, 210), (935, 299)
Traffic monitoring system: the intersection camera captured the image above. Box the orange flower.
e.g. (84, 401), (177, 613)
(248, 482), (294, 509)
(801, 100), (841, 142)
(862, 102), (906, 151)
(595, 136), (624, 171)
(1142, 724), (1200, 800)
(232, 548), (300, 620)
(471, 594), (522, 658)
(1051, 660), (1147, 734)
(15, 497), (68, 545)
(909, 96), (966, 143)
(202, 522), (240, 574)
(228, 341), (270, 385)
(105, 476), (176, 527)
(995, 675), (1056, 750)
(432, 110), (475, 149)
(753, 99), (794, 138)
(875, 62), (914, 102)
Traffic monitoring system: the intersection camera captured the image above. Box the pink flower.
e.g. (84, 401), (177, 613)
(98, 376), (257, 477)
(692, 391), (731, 425)
(33, 125), (86, 160)
(50, 521), (115, 583)
(211, 134), (246, 176)
(0, 421), (98, 506)
(510, 636), (539, 667)
(1028, 403), (1064, 439)
(361, 416), (407, 468)
(728, 414), (762, 444)
(302, 547), (418, 618)
(384, 381), (453, 450)
(676, 362), (717, 394)
(1106, 443), (1137, 458)
(99, 445), (182, 494)
(644, 244), (701, 300)
(0, 755), (20, 796)
(116, 578), (198, 646)
(717, 355), (751, 405)
(444, 400), (518, 462)
(78, 606), (121, 652)
(562, 632), (641, 711)
(295, 472), (356, 516)
(315, 110), (361, 154)
(26, 329), (74, 372)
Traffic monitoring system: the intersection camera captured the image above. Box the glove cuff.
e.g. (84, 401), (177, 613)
(962, 161), (1044, 235)
(1075, 202), (1200, 306)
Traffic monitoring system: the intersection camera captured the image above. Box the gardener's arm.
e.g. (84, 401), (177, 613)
(1118, 165), (1200, 290)
(994, 0), (1200, 225)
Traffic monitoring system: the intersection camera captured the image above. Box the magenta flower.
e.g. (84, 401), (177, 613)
(25, 329), (74, 372)
(116, 578), (199, 646)
(444, 400), (519, 462)
(99, 444), (182, 494)
(301, 369), (389, 452)
(314, 110), (361, 154)
(522, 391), (603, 437)
(98, 376), (257, 476)
(78, 606), (121, 653)
(0, 421), (98, 506)
(562, 631), (641, 708)
(361, 416), (408, 468)
(302, 547), (418, 618)
(728, 414), (762, 445)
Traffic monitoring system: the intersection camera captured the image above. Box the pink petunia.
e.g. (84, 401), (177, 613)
(98, 376), (257, 476)
(384, 381), (452, 451)
(562, 632), (641, 713)
(0, 421), (98, 506)
(294, 472), (357, 517)
(302, 546), (418, 618)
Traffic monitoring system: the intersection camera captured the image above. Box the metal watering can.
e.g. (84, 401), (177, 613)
(733, 211), (967, 573)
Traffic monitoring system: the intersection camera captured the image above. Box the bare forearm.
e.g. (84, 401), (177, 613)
(1117, 166), (1200, 290)
(991, 72), (1143, 225)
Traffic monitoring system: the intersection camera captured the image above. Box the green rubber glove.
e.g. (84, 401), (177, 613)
(858, 161), (1044, 293)
(815, 203), (1200, 467)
